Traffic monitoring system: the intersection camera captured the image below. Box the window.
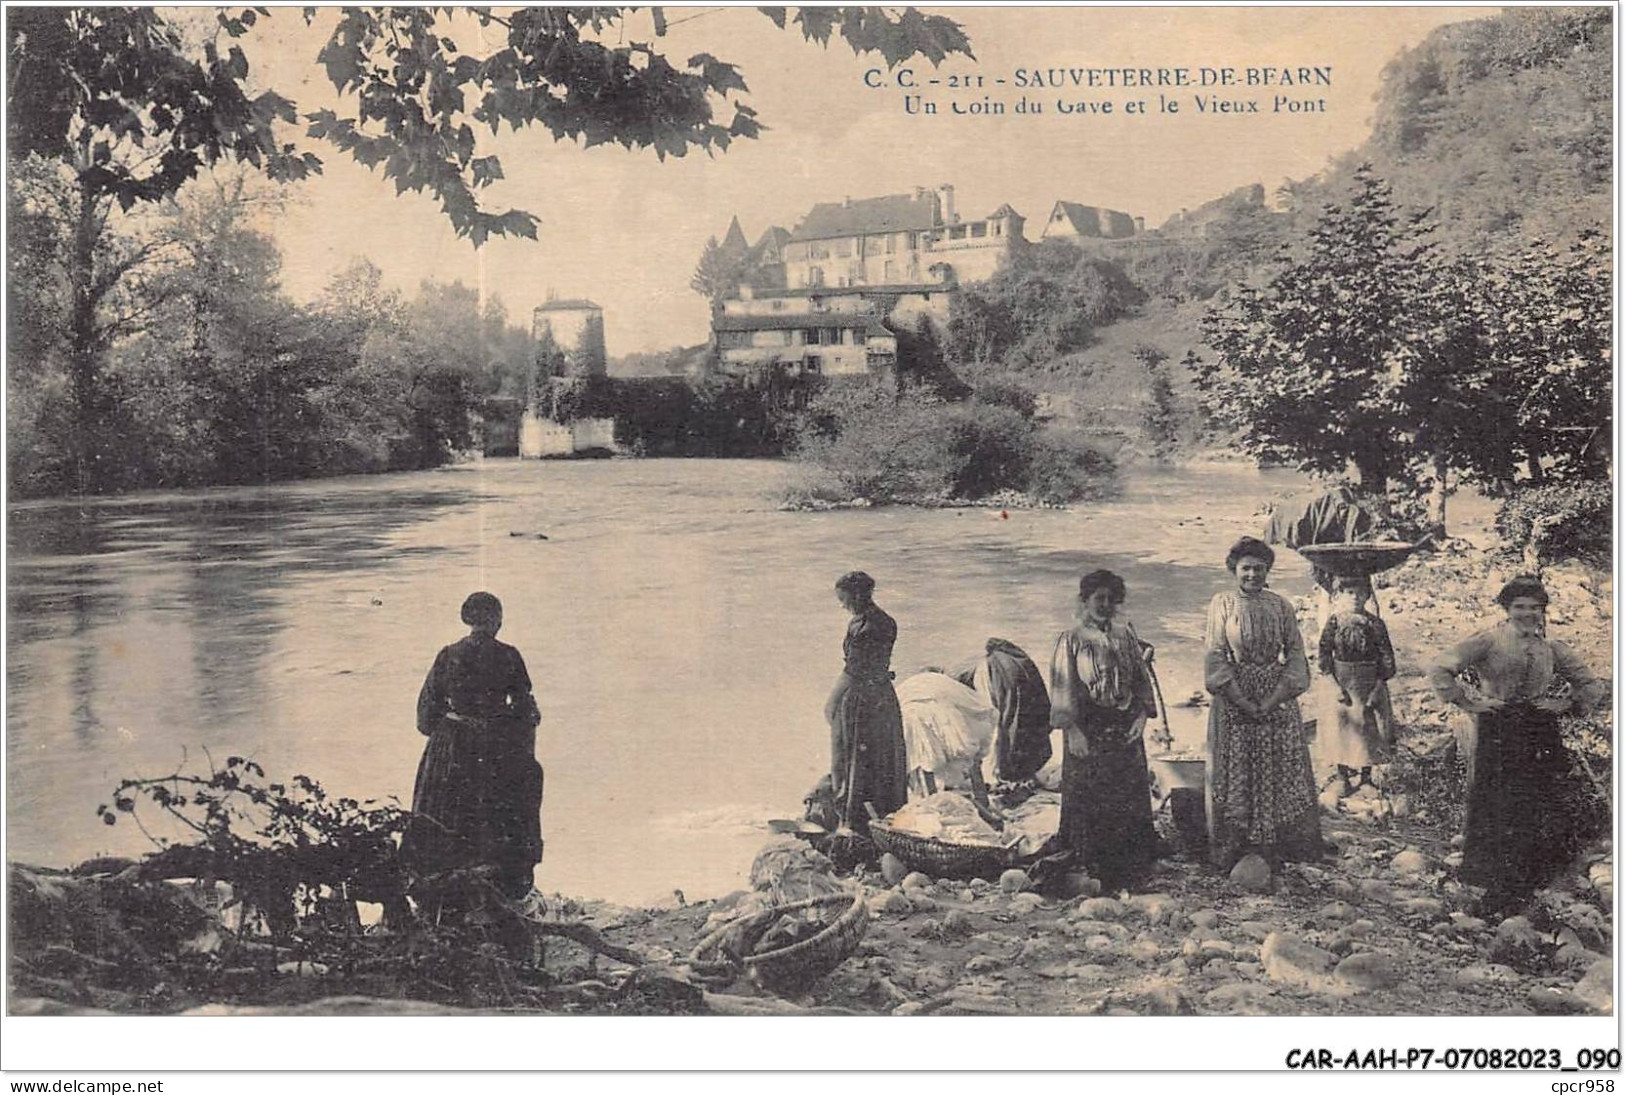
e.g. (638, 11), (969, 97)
(883, 260), (896, 281)
(834, 238), (851, 258)
(804, 355), (822, 374)
(809, 266), (825, 286)
(906, 233), (917, 250)
(854, 329), (868, 346)
(886, 235), (897, 255)
(971, 222), (986, 239)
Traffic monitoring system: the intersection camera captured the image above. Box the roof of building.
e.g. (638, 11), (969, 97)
(720, 215), (751, 258)
(1047, 201), (1136, 238)
(987, 203), (1023, 220)
(535, 298), (603, 312)
(750, 282), (949, 299)
(714, 313), (894, 337)
(789, 192), (940, 242)
(751, 225), (791, 259)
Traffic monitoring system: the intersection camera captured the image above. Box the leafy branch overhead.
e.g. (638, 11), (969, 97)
(10, 7), (968, 244)
(303, 7), (971, 245)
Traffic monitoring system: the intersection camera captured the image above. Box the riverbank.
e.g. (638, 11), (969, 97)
(9, 498), (1613, 1016)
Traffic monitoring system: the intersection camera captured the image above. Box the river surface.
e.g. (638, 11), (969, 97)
(7, 458), (1315, 904)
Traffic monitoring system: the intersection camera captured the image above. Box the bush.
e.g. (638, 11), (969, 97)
(969, 375), (1038, 418)
(788, 383), (1119, 506)
(790, 382), (956, 502)
(1494, 480), (1612, 565)
(946, 402), (1034, 498)
(1025, 428), (1121, 505)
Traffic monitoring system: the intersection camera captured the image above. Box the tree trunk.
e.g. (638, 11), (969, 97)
(1429, 454), (1450, 540)
(67, 174), (102, 494)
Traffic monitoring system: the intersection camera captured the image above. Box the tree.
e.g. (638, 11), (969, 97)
(690, 235), (759, 316)
(1134, 344), (1180, 461)
(1198, 167), (1452, 503)
(8, 5), (972, 493)
(947, 242), (1144, 372)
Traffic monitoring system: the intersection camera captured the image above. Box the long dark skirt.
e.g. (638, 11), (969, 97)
(1462, 703), (1590, 902)
(832, 679), (909, 832)
(402, 722), (544, 898)
(1059, 706), (1158, 888)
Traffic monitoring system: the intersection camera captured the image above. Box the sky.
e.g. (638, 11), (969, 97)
(240, 5), (1501, 356)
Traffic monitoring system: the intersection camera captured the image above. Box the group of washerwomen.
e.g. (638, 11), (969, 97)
(395, 536), (1606, 929)
(814, 538), (1607, 918)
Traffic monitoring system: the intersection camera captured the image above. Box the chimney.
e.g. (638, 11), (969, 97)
(738, 284), (754, 300)
(1134, 216), (1145, 233)
(936, 184), (957, 225)
(844, 196), (852, 207)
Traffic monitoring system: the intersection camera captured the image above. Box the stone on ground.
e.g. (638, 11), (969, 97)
(1260, 932), (1339, 992)
(1074, 896), (1124, 921)
(1229, 853), (1273, 892)
(1335, 952), (1403, 992)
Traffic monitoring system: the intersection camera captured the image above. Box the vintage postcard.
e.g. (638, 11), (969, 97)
(4, 2), (1616, 1077)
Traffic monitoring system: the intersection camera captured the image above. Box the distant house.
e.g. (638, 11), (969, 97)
(782, 185), (1026, 290)
(532, 297), (607, 378)
(707, 185), (1029, 382)
(1040, 200), (1142, 243)
(713, 290), (897, 381)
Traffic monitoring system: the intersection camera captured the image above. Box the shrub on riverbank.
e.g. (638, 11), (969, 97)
(785, 382), (1118, 507)
(1494, 480), (1612, 566)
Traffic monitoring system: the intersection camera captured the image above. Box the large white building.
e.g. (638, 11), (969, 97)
(780, 185), (1026, 290)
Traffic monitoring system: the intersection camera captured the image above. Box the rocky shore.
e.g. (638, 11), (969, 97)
(9, 514), (1613, 1017)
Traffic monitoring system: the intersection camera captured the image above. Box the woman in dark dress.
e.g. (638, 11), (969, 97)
(1049, 569), (1161, 889)
(823, 571), (909, 834)
(402, 592), (545, 918)
(1428, 576), (1606, 917)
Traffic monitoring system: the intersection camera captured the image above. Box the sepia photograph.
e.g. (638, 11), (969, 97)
(2, 0), (1617, 1077)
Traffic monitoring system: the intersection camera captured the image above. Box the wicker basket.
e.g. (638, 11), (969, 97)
(1295, 541), (1420, 579)
(867, 820), (1012, 880)
(689, 891), (869, 994)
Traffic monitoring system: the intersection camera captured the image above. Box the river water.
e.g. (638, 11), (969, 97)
(7, 458), (1314, 904)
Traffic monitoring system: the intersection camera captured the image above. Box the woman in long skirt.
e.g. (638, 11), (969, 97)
(824, 571), (909, 834)
(1428, 575), (1606, 918)
(1049, 569), (1160, 889)
(402, 591), (546, 919)
(1203, 537), (1322, 869)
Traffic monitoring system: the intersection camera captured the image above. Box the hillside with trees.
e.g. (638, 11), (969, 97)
(907, 6), (1611, 475)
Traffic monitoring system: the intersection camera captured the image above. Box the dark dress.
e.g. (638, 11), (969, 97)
(831, 604), (909, 832)
(1429, 625), (1604, 908)
(953, 638), (1054, 783)
(1050, 621), (1160, 887)
(402, 633), (544, 899)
